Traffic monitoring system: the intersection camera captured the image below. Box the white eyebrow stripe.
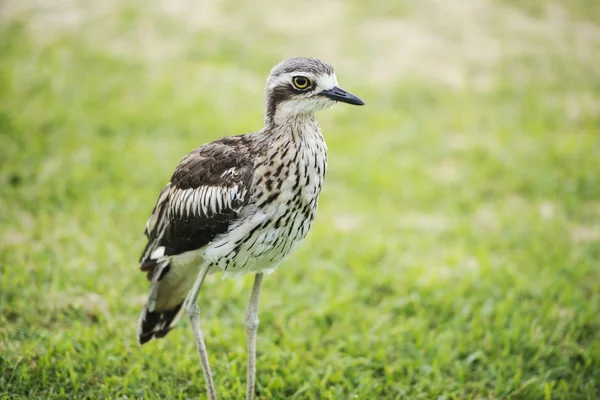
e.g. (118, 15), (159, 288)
(315, 74), (339, 91)
(268, 72), (319, 89)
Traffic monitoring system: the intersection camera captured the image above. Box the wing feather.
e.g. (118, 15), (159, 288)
(140, 137), (255, 269)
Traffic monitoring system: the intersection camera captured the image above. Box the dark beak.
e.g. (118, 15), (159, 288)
(319, 86), (365, 106)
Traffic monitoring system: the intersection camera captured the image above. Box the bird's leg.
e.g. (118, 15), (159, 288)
(184, 263), (217, 400)
(245, 273), (264, 400)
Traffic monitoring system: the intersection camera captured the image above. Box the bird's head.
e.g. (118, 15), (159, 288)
(264, 57), (364, 123)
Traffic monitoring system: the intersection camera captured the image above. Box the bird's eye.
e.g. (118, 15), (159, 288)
(292, 76), (310, 90)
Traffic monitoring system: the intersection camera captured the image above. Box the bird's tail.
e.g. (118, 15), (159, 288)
(137, 299), (185, 344)
(137, 259), (195, 344)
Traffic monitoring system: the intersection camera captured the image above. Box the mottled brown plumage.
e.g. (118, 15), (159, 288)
(136, 57), (364, 400)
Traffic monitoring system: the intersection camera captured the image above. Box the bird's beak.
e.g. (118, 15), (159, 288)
(319, 86), (365, 106)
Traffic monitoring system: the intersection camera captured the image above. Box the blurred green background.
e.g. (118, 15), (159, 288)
(1, 0), (599, 398)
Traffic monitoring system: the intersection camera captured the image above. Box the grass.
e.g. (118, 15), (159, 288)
(1, 0), (600, 398)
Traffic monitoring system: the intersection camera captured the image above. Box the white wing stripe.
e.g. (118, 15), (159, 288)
(142, 182), (248, 263)
(210, 187), (218, 214)
(216, 189), (223, 210)
(178, 190), (188, 216)
(206, 187), (215, 214)
(199, 187), (208, 215)
(161, 185), (247, 222)
(186, 190), (195, 217)
(190, 189), (199, 216)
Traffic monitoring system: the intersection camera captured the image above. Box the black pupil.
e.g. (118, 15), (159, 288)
(296, 78), (307, 87)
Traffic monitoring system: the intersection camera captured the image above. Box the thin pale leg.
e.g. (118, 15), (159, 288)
(245, 273), (264, 400)
(184, 263), (217, 400)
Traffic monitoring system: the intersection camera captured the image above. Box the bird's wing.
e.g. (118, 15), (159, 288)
(139, 138), (255, 276)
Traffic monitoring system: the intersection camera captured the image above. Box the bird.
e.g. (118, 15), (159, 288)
(136, 57), (364, 400)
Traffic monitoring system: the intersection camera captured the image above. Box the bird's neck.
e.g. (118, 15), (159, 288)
(263, 111), (320, 144)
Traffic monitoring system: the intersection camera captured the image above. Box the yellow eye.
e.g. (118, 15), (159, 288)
(292, 76), (310, 90)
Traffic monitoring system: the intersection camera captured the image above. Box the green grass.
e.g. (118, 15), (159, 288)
(1, 1), (600, 398)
